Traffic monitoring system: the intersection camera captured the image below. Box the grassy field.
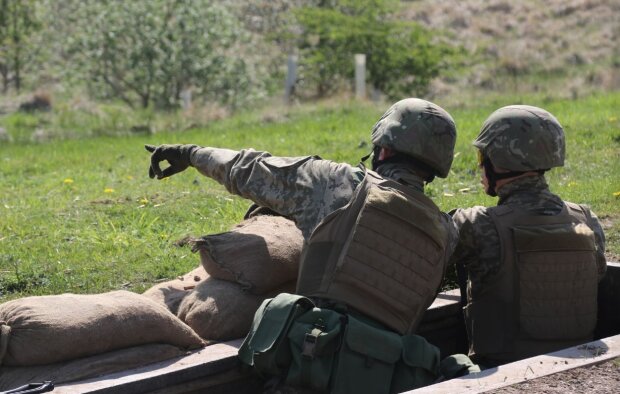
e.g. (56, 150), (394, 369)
(1, 92), (619, 301)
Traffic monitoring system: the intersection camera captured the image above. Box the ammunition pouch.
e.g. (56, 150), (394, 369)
(239, 293), (442, 393)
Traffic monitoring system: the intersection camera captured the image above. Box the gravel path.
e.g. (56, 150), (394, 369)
(490, 357), (620, 393)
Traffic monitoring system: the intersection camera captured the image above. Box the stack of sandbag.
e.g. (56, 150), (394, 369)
(0, 290), (205, 389)
(177, 278), (296, 341)
(191, 214), (303, 295)
(142, 214), (304, 342)
(0, 290), (204, 389)
(142, 265), (209, 314)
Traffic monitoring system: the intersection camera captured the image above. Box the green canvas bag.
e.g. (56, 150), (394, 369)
(391, 334), (441, 392)
(240, 295), (443, 393)
(238, 293), (314, 376)
(330, 315), (402, 394)
(285, 307), (345, 391)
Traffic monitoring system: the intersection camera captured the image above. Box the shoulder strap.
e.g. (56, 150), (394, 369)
(564, 201), (589, 223)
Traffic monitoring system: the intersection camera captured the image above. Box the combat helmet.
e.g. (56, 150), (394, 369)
(474, 105), (565, 171)
(371, 98), (457, 178)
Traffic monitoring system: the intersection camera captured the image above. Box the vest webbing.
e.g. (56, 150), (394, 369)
(296, 169), (448, 334)
(467, 202), (598, 362)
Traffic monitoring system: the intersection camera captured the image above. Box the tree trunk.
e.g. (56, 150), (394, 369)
(11, 2), (20, 93)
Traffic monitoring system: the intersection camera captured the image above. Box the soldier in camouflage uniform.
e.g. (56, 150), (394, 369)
(146, 98), (460, 391)
(146, 98), (458, 311)
(146, 99), (456, 244)
(450, 105), (606, 367)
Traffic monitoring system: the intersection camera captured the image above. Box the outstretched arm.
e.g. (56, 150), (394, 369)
(146, 144), (363, 237)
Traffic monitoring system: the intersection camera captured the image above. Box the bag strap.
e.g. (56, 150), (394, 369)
(238, 293), (314, 367)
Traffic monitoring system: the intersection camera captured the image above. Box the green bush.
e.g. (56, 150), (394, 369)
(294, 0), (450, 99)
(62, 0), (272, 109)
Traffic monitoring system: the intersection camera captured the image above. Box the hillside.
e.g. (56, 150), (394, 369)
(401, 0), (620, 103)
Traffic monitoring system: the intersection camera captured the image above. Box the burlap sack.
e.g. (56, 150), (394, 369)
(177, 278), (296, 341)
(0, 344), (187, 390)
(142, 266), (209, 314)
(0, 290), (204, 367)
(191, 215), (303, 295)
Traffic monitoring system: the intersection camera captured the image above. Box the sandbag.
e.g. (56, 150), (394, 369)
(191, 215), (303, 295)
(0, 290), (204, 367)
(177, 277), (296, 341)
(0, 343), (187, 390)
(142, 265), (209, 314)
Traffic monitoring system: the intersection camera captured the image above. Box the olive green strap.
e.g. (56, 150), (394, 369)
(300, 327), (323, 386)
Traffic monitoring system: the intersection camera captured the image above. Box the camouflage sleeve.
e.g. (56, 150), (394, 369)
(583, 207), (607, 281)
(441, 212), (459, 267)
(448, 208), (479, 268)
(190, 147), (364, 238)
(449, 206), (502, 291)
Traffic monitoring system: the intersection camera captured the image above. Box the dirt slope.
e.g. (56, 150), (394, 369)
(401, 0), (620, 101)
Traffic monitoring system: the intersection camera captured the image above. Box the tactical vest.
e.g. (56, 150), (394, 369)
(296, 169), (449, 335)
(466, 202), (598, 362)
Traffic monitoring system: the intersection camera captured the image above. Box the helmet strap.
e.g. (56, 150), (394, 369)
(482, 157), (528, 196)
(360, 146), (376, 166)
(372, 146), (436, 183)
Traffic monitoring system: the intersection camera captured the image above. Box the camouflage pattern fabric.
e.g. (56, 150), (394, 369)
(191, 147), (363, 239)
(190, 147), (458, 262)
(473, 105), (565, 171)
(450, 175), (607, 296)
(371, 98), (457, 178)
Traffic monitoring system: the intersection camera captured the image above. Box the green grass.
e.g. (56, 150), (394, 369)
(1, 92), (619, 301)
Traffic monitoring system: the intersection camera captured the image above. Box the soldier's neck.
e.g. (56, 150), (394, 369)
(376, 163), (425, 192)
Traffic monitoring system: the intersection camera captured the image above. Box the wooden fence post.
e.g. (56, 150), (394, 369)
(354, 54), (366, 99)
(284, 54), (298, 104)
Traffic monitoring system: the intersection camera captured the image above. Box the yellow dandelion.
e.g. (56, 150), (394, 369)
(613, 191), (620, 198)
(609, 116), (617, 122)
(63, 178), (74, 184)
(139, 198), (149, 204)
(104, 188), (115, 193)
(568, 181), (578, 187)
(126, 175), (134, 180)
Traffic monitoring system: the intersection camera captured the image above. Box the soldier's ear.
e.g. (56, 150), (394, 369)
(378, 147), (396, 161)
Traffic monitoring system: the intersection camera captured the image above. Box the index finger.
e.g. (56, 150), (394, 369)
(150, 150), (164, 178)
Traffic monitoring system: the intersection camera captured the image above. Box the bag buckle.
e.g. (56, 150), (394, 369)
(302, 332), (318, 359)
(302, 324), (324, 360)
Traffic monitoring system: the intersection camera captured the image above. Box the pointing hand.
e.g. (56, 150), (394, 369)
(144, 144), (200, 179)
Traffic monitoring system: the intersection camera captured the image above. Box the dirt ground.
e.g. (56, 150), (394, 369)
(490, 357), (620, 393)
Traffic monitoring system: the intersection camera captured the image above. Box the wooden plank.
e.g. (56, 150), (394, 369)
(53, 340), (244, 394)
(406, 334), (620, 394)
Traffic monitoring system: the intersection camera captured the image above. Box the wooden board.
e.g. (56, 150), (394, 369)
(407, 334), (620, 394)
(53, 340), (248, 394)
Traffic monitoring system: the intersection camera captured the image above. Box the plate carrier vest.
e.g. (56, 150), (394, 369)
(296, 168), (449, 334)
(466, 202), (598, 362)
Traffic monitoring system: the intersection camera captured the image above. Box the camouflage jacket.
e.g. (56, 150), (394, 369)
(191, 147), (458, 261)
(450, 175), (607, 294)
